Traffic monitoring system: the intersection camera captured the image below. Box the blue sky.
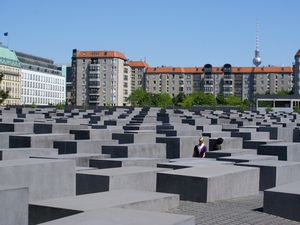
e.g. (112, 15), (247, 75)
(1, 0), (299, 67)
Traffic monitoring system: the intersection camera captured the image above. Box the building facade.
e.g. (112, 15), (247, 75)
(0, 45), (21, 105)
(71, 49), (132, 106)
(15, 51), (66, 106)
(71, 48), (297, 106)
(294, 49), (300, 95)
(144, 64), (293, 102)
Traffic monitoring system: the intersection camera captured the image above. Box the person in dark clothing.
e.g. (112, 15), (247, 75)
(212, 137), (223, 150)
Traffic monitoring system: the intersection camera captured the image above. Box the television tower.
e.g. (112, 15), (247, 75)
(253, 20), (262, 67)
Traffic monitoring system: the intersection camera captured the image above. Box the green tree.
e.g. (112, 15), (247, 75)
(31, 102), (37, 108)
(0, 72), (9, 105)
(56, 102), (64, 110)
(81, 103), (88, 110)
(127, 88), (147, 107)
(178, 95), (193, 110)
(225, 95), (242, 106)
(172, 92), (186, 106)
(275, 90), (289, 95)
(157, 93), (173, 108)
(216, 93), (226, 105)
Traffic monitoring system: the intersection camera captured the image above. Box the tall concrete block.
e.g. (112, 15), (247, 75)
(156, 136), (200, 159)
(0, 132), (32, 148)
(264, 182), (300, 222)
(0, 185), (28, 225)
(258, 142), (300, 161)
(237, 160), (300, 190)
(156, 164), (259, 202)
(0, 159), (76, 201)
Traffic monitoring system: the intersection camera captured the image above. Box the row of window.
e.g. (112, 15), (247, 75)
(21, 97), (63, 105)
(22, 73), (64, 84)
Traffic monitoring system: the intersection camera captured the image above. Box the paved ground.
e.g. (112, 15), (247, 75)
(167, 192), (300, 225)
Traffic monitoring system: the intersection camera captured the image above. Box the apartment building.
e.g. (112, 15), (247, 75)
(127, 61), (149, 92)
(144, 64), (293, 101)
(0, 45), (21, 105)
(15, 51), (66, 106)
(71, 49), (131, 106)
(294, 49), (300, 95)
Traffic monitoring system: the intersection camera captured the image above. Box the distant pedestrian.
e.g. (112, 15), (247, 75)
(212, 137), (223, 151)
(193, 136), (207, 158)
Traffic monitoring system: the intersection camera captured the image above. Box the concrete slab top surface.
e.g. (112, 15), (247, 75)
(76, 166), (169, 176)
(218, 154), (278, 160)
(158, 164), (258, 177)
(0, 158), (73, 167)
(94, 157), (166, 161)
(40, 207), (195, 225)
(11, 133), (73, 137)
(30, 189), (179, 211)
(265, 181), (300, 194)
(261, 142), (300, 146)
(34, 153), (107, 159)
(237, 160), (300, 167)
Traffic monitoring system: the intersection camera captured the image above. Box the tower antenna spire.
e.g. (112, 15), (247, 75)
(253, 19), (262, 67)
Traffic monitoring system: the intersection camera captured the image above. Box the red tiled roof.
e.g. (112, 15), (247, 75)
(76, 51), (127, 60)
(145, 66), (293, 74)
(295, 49), (300, 57)
(127, 61), (149, 68)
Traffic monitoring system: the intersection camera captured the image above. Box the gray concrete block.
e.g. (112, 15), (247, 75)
(157, 158), (234, 170)
(216, 154), (278, 164)
(70, 128), (123, 140)
(0, 159), (76, 201)
(102, 143), (166, 158)
(31, 153), (110, 167)
(53, 139), (117, 154)
(0, 148), (58, 160)
(76, 166), (168, 195)
(208, 137), (243, 151)
(34, 123), (89, 134)
(29, 189), (180, 224)
(237, 160), (300, 191)
(243, 139), (283, 149)
(257, 142), (300, 161)
(112, 132), (162, 144)
(206, 148), (257, 158)
(0, 122), (35, 133)
(0, 132), (32, 148)
(156, 164), (259, 202)
(39, 207), (195, 225)
(156, 136), (200, 159)
(0, 185), (28, 225)
(264, 181), (300, 222)
(90, 157), (168, 169)
(9, 133), (74, 148)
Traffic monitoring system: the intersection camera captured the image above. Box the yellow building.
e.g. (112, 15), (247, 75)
(0, 45), (21, 105)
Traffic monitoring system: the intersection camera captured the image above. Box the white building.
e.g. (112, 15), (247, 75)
(15, 51), (66, 106)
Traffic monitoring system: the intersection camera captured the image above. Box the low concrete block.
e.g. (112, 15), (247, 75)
(29, 189), (180, 224)
(70, 128), (123, 140)
(156, 164), (259, 202)
(157, 158), (234, 170)
(237, 160), (300, 190)
(76, 166), (168, 195)
(0, 148), (58, 160)
(31, 153), (110, 167)
(34, 123), (89, 134)
(53, 139), (117, 154)
(0, 132), (32, 148)
(264, 181), (300, 222)
(101, 143), (166, 158)
(0, 122), (34, 133)
(0, 159), (76, 201)
(216, 154), (278, 164)
(9, 133), (74, 148)
(38, 207), (195, 225)
(257, 142), (300, 161)
(90, 157), (168, 169)
(205, 148), (257, 158)
(0, 185), (28, 225)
